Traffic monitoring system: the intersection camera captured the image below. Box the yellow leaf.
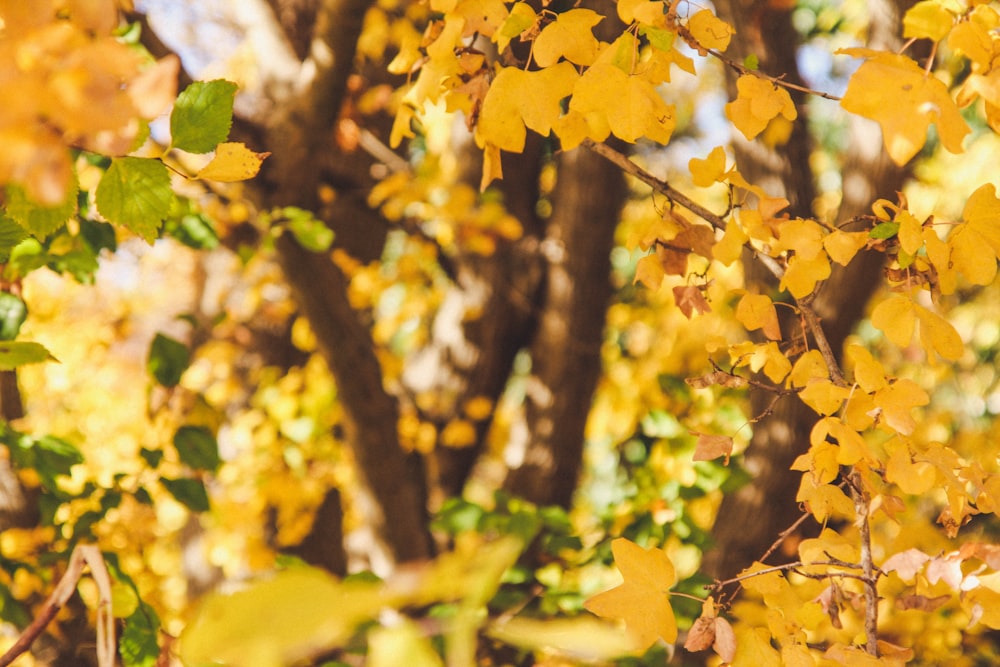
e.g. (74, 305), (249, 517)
(792, 441), (839, 485)
(196, 143), (271, 182)
(823, 229), (868, 266)
(533, 9), (603, 67)
(712, 220), (748, 266)
(478, 63), (579, 152)
(949, 183), (1000, 285)
(480, 143), (503, 190)
(689, 146), (728, 187)
(368, 621), (444, 667)
(947, 5), (998, 71)
(454, 0), (509, 38)
(571, 64), (675, 144)
(896, 210), (925, 255)
(731, 626), (781, 667)
(873, 379), (929, 435)
(839, 49), (969, 164)
(739, 561), (788, 597)
(735, 292), (781, 340)
(440, 419), (477, 447)
(964, 587), (1000, 630)
(914, 304), (963, 361)
(552, 109), (592, 150)
(780, 253), (831, 298)
(799, 528), (858, 566)
(798, 381), (850, 416)
(902, 0), (954, 42)
(584, 538), (677, 650)
(617, 0), (668, 26)
(790, 350), (828, 388)
(686, 9), (735, 53)
(846, 344), (888, 393)
(495, 2), (537, 53)
(725, 74), (797, 141)
(871, 294), (916, 349)
(776, 218), (826, 259)
(634, 253), (666, 289)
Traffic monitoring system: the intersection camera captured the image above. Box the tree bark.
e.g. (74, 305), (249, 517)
(502, 145), (626, 507)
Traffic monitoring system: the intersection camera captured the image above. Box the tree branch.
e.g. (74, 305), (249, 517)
(0, 546), (113, 667)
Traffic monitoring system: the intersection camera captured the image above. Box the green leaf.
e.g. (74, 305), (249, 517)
(4, 182), (77, 239)
(170, 80), (238, 153)
(743, 54), (760, 70)
(0, 341), (57, 369)
(282, 207), (334, 252)
(0, 214), (29, 261)
(870, 221), (900, 239)
(173, 426), (221, 472)
(640, 26), (675, 52)
(0, 292), (27, 341)
(79, 219), (118, 255)
(139, 448), (164, 468)
(120, 602), (161, 667)
(147, 333), (189, 387)
(167, 213), (219, 249)
(160, 477), (210, 512)
(7, 433), (84, 491)
(96, 158), (173, 241)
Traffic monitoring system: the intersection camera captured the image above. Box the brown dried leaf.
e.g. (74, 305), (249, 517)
(691, 432), (733, 464)
(713, 617), (736, 663)
(672, 285), (711, 319)
(683, 615), (716, 652)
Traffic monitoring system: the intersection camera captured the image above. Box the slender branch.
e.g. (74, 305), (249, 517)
(849, 471), (879, 655)
(0, 545), (114, 667)
(583, 139), (850, 386)
(708, 48), (842, 101)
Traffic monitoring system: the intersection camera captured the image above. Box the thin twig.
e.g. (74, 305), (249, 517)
(0, 545), (114, 667)
(849, 471), (879, 656)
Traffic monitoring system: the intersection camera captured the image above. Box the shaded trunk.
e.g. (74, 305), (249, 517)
(705, 0), (914, 580)
(503, 145), (626, 506)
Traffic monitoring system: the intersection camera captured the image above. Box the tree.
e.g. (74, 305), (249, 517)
(5, 0), (1000, 665)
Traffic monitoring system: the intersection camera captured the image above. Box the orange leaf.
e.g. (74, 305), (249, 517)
(584, 538), (677, 650)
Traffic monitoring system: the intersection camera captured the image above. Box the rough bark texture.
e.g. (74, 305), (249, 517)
(503, 146), (626, 506)
(704, 0), (914, 580)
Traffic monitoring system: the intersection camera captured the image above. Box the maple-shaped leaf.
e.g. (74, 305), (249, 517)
(885, 437), (936, 494)
(454, 0), (509, 38)
(881, 547), (932, 581)
(689, 146), (728, 187)
(571, 64), (675, 144)
(949, 183), (1000, 285)
(731, 626), (781, 666)
(584, 538), (677, 650)
(672, 285), (711, 318)
(872, 379), (929, 435)
(902, 0), (954, 41)
(823, 229), (868, 266)
(686, 10), (734, 54)
(839, 49), (969, 164)
(196, 143), (270, 182)
(712, 221), (748, 266)
(948, 5), (997, 71)
(494, 2), (537, 53)
(478, 63), (578, 152)
(618, 0), (668, 26)
(735, 292), (781, 340)
(533, 9), (603, 67)
(725, 74), (797, 141)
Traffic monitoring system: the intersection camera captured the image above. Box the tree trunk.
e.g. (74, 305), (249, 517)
(502, 145), (626, 506)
